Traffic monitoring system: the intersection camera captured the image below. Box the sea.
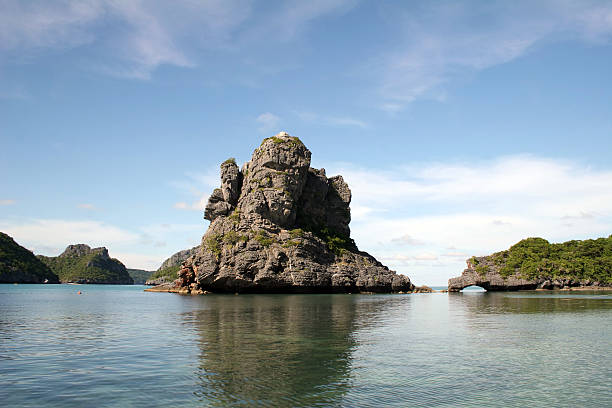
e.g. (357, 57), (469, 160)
(1, 284), (611, 407)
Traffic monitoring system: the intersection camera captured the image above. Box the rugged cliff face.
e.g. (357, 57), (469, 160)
(448, 237), (612, 291)
(163, 132), (413, 294)
(0, 232), (59, 283)
(145, 246), (199, 285)
(39, 244), (133, 284)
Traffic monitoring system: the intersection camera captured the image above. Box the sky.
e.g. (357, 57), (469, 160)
(1, 0), (612, 285)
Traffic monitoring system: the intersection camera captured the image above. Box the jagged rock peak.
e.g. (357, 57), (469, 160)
(60, 244), (109, 258)
(171, 133), (414, 294)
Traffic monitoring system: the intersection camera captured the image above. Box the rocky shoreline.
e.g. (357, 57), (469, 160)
(448, 247), (612, 292)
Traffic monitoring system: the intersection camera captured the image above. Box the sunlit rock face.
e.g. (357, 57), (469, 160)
(174, 132), (414, 294)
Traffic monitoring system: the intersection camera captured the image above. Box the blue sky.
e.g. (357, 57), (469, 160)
(1, 0), (612, 285)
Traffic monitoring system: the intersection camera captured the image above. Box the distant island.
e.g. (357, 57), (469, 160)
(0, 232), (59, 283)
(38, 244), (134, 284)
(448, 236), (612, 291)
(127, 269), (154, 285)
(150, 132), (417, 294)
(145, 246), (198, 286)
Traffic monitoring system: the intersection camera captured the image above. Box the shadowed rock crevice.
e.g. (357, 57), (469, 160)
(163, 132), (414, 294)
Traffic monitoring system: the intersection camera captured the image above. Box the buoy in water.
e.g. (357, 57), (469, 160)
(77, 291), (82, 295)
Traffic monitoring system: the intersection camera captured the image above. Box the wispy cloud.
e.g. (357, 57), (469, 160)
(327, 155), (612, 285)
(376, 1), (612, 107)
(0, 0), (251, 78)
(256, 112), (281, 133)
(77, 203), (96, 210)
(0, 0), (356, 79)
(0, 218), (137, 254)
(171, 169), (219, 212)
(0, 199), (15, 205)
(0, 218), (203, 270)
(296, 111), (367, 128)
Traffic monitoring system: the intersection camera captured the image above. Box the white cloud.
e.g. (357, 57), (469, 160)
(0, 218), (203, 270)
(174, 195), (209, 211)
(391, 234), (425, 246)
(296, 111), (367, 128)
(328, 155), (612, 285)
(0, 0), (251, 78)
(111, 251), (166, 271)
(377, 1), (612, 106)
(0, 218), (138, 256)
(171, 169), (219, 212)
(0, 199), (15, 205)
(256, 112), (281, 133)
(77, 203), (96, 210)
(0, 0), (355, 79)
(242, 0), (358, 43)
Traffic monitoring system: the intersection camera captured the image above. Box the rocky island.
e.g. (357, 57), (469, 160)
(145, 246), (198, 286)
(39, 244), (134, 284)
(151, 132), (414, 294)
(448, 236), (612, 291)
(0, 232), (59, 283)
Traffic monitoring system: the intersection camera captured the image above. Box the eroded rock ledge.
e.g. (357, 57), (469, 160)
(159, 132), (414, 294)
(448, 237), (612, 292)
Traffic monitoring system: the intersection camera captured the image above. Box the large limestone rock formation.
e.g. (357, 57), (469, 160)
(168, 132), (413, 294)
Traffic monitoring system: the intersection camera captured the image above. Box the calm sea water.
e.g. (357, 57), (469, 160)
(1, 284), (611, 407)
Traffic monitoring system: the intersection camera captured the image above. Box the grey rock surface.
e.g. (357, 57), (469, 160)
(173, 132), (414, 294)
(448, 256), (610, 291)
(157, 246), (199, 271)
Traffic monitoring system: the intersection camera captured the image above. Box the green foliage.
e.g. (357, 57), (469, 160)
(475, 264), (489, 276)
(127, 268), (154, 284)
(228, 209), (240, 224)
(254, 230), (276, 247)
(0, 232), (59, 283)
(469, 256), (479, 265)
(222, 157), (236, 166)
(148, 265), (180, 282)
(40, 250), (133, 284)
(492, 236), (612, 283)
(289, 228), (304, 239)
(260, 136), (305, 148)
(310, 226), (356, 256)
(204, 234), (222, 259)
(281, 240), (300, 248)
(222, 231), (247, 246)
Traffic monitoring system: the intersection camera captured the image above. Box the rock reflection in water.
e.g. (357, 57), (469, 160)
(187, 294), (364, 407)
(449, 291), (612, 315)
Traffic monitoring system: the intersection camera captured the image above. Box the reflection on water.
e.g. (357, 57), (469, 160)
(1, 286), (611, 407)
(185, 294), (401, 407)
(451, 290), (612, 314)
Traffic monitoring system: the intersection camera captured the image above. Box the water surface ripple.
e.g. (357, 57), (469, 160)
(1, 285), (610, 407)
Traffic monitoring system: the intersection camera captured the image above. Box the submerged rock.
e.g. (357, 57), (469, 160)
(167, 132), (414, 294)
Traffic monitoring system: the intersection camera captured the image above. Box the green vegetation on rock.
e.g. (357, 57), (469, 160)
(127, 269), (154, 284)
(39, 245), (133, 284)
(491, 236), (612, 283)
(0, 232), (59, 283)
(254, 230), (276, 247)
(204, 234), (223, 259)
(148, 265), (180, 282)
